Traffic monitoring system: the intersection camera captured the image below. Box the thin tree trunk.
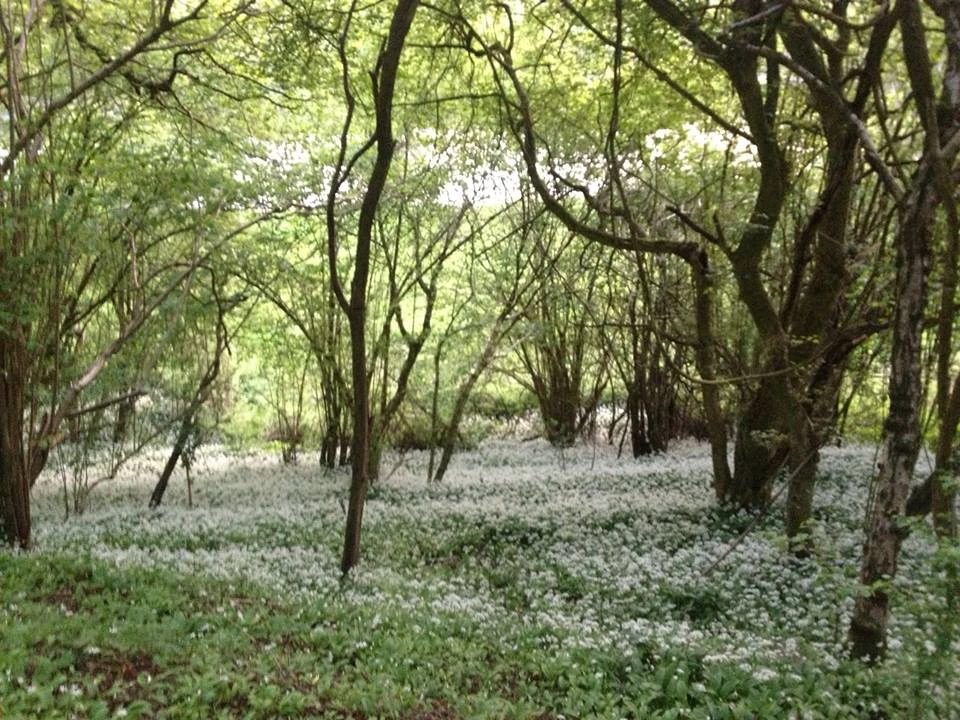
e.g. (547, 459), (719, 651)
(339, 0), (420, 575)
(148, 286), (232, 509)
(427, 337), (445, 480)
(341, 310), (371, 574)
(852, 0), (960, 660)
(912, 369), (960, 532)
(112, 396), (136, 444)
(433, 359), (492, 482)
(149, 413), (196, 510)
(626, 296), (651, 457)
(432, 312), (518, 482)
(784, 424), (819, 551)
(930, 57), (960, 538)
(626, 383), (649, 457)
(690, 248), (731, 500)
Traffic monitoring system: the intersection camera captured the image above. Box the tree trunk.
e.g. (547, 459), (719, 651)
(542, 372), (579, 448)
(321, 423), (339, 469)
(0, 338), (30, 548)
(727, 127), (855, 515)
(339, 429), (351, 466)
(112, 396), (136, 444)
(647, 361), (675, 453)
(722, 1), (896, 527)
(319, 366), (348, 470)
(930, 65), (960, 538)
(341, 310), (371, 574)
(432, 317), (515, 482)
(713, 20), (795, 513)
(432, 386), (473, 483)
(626, 297), (653, 457)
(149, 414), (195, 509)
(930, 370), (960, 537)
(851, 0), (960, 660)
(731, 386), (787, 508)
(427, 339), (444, 480)
(849, 195), (931, 660)
(689, 250), (732, 500)
(338, 0), (420, 575)
(626, 382), (651, 457)
(148, 310), (228, 508)
(368, 432), (384, 483)
(784, 423), (819, 550)
(849, 151), (936, 666)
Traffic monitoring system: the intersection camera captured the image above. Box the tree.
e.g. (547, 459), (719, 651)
(232, 218), (353, 468)
(149, 268), (242, 507)
(636, 0), (901, 545)
(849, 0), (960, 662)
(439, 0), (915, 549)
(612, 260), (696, 457)
(426, 184), (547, 482)
(318, 0), (420, 574)
(438, 0), (736, 494)
(516, 226), (608, 448)
(0, 0), (267, 547)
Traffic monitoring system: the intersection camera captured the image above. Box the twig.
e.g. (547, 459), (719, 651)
(64, 390), (146, 419)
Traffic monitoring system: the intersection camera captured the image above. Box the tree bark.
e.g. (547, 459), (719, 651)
(148, 281), (232, 509)
(690, 249), (732, 499)
(431, 288), (526, 482)
(626, 293), (653, 457)
(929, 0), (960, 537)
(338, 0), (420, 576)
(432, 339), (498, 482)
(849, 185), (933, 662)
(112, 396), (136, 444)
(0, 338), (30, 548)
(731, 388), (788, 508)
(784, 423), (819, 550)
(696, 0), (896, 531)
(149, 414), (197, 510)
(849, 0), (946, 650)
(898, 0), (960, 538)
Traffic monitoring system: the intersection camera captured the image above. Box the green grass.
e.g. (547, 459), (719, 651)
(2, 545), (956, 719)
(3, 442), (958, 718)
(0, 553), (829, 719)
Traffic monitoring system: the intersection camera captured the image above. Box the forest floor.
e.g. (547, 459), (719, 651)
(1, 439), (957, 719)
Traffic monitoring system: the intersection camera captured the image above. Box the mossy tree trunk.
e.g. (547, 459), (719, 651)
(690, 249), (732, 500)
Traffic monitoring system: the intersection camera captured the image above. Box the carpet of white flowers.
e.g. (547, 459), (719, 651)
(30, 440), (951, 687)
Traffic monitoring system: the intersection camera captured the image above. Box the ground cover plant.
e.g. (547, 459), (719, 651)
(2, 441), (957, 719)
(4, 1), (960, 693)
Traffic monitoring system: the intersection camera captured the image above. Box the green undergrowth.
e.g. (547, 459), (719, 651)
(1, 550), (956, 720)
(9, 444), (959, 718)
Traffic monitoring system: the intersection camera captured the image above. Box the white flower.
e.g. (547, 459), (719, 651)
(27, 440), (901, 678)
(754, 667), (778, 682)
